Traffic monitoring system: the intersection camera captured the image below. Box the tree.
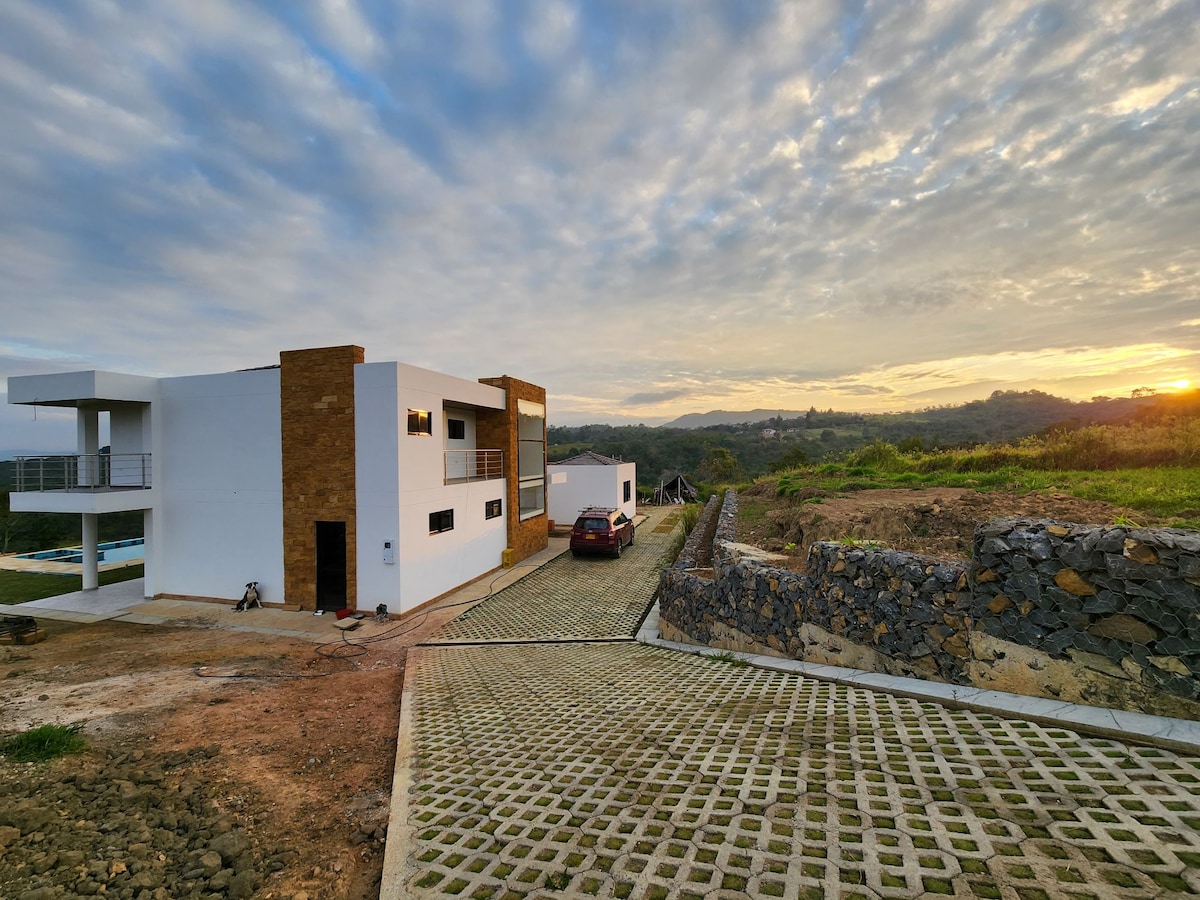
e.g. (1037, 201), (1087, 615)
(698, 446), (743, 483)
(770, 447), (808, 472)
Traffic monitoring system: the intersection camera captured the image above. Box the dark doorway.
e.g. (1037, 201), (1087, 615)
(315, 521), (347, 611)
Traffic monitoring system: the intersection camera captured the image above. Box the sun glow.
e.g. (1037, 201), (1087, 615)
(1170, 379), (1192, 390)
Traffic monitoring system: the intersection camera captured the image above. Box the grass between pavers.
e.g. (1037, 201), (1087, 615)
(0, 564), (145, 605)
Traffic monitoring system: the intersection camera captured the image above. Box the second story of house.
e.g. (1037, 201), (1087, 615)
(7, 346), (547, 524)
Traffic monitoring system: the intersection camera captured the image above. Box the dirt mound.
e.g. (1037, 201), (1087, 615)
(739, 486), (1154, 571)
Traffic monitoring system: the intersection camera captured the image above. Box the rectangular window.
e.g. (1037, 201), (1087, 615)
(623, 480), (632, 503)
(485, 499), (502, 519)
(447, 418), (466, 440)
(408, 409), (432, 435)
(429, 509), (454, 534)
(517, 399), (546, 520)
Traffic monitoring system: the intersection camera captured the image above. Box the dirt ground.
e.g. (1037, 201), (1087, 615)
(738, 484), (1156, 569)
(0, 604), (465, 899)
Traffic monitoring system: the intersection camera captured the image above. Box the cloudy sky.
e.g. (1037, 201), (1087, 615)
(2, 0), (1198, 450)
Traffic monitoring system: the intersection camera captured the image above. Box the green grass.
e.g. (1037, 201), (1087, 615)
(0, 723), (87, 761)
(0, 564), (144, 605)
(773, 463), (1200, 528)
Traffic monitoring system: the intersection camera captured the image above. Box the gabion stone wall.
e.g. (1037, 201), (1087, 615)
(674, 495), (720, 570)
(811, 544), (970, 683)
(971, 519), (1200, 702)
(713, 489), (739, 566)
(658, 492), (1200, 720)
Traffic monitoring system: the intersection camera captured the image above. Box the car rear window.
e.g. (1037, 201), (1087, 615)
(577, 517), (609, 530)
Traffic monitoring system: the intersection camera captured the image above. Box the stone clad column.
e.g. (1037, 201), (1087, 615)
(280, 346), (364, 610)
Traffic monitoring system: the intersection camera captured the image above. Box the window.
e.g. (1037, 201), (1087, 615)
(485, 499), (502, 519)
(408, 409), (432, 435)
(429, 509), (454, 533)
(517, 399), (545, 520)
(447, 418), (465, 440)
(623, 480), (632, 503)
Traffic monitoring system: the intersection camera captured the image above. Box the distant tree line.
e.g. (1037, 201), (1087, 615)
(550, 389), (1197, 488)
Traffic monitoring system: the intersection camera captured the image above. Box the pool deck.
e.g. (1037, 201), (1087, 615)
(0, 553), (144, 576)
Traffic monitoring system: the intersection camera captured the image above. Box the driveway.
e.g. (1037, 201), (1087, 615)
(382, 507), (1200, 899)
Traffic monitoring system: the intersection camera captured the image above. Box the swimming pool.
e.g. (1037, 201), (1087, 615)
(16, 538), (145, 565)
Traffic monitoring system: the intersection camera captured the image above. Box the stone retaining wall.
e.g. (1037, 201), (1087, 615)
(660, 492), (1200, 720)
(675, 495), (720, 570)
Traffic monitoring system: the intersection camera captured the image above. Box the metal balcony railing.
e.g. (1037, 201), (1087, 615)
(14, 454), (153, 492)
(444, 449), (503, 484)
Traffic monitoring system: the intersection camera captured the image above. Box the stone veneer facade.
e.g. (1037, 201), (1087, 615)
(280, 345), (364, 610)
(477, 376), (548, 564)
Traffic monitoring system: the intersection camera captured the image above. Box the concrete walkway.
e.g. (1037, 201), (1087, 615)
(382, 507), (1200, 899)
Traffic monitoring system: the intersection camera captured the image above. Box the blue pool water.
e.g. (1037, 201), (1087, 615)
(16, 538), (144, 565)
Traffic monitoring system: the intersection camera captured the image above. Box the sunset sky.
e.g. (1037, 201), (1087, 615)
(2, 1), (1198, 450)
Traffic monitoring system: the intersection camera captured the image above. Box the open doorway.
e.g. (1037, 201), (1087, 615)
(315, 521), (347, 611)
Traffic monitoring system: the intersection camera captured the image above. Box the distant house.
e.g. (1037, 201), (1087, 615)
(7, 345), (548, 615)
(547, 451), (636, 525)
(652, 473), (698, 505)
(761, 428), (777, 438)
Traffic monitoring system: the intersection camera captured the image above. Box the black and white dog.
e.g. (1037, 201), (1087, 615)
(233, 582), (261, 612)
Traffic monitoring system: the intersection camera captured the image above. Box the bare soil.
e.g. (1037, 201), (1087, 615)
(738, 484), (1156, 570)
(0, 607), (461, 899)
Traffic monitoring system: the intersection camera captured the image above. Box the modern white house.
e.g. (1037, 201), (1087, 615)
(7, 345), (548, 615)
(547, 451), (636, 526)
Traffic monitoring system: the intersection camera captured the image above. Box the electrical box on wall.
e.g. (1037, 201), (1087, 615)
(383, 540), (395, 565)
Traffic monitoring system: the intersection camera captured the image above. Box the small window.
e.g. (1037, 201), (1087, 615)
(408, 409), (432, 435)
(447, 418), (466, 440)
(485, 499), (502, 519)
(429, 509), (454, 533)
(623, 480), (632, 503)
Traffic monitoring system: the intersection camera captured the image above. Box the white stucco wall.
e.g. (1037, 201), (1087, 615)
(547, 461), (637, 524)
(355, 363), (508, 614)
(154, 368), (284, 603)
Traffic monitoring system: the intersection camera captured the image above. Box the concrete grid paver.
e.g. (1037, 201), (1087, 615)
(427, 510), (680, 643)
(384, 507), (1200, 899)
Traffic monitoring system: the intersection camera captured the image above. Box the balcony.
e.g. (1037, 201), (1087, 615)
(15, 454), (153, 492)
(444, 449), (503, 484)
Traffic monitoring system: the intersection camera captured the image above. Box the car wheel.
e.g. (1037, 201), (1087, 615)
(628, 528), (634, 545)
(614, 540), (622, 558)
(571, 549), (580, 557)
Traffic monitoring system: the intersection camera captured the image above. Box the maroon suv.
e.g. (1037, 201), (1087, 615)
(570, 508), (635, 558)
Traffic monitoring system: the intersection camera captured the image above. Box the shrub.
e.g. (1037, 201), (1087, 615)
(1, 723), (86, 761)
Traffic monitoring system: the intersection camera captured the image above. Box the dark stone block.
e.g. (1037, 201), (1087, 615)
(1036, 560), (1064, 578)
(1042, 630), (1076, 657)
(1080, 592), (1123, 619)
(1105, 554), (1172, 581)
(1028, 607), (1064, 628)
(980, 537), (1012, 555)
(1030, 537), (1055, 562)
(1057, 542), (1104, 570)
(1153, 636), (1200, 656)
(1096, 529), (1129, 553)
(1141, 666), (1200, 701)
(1005, 570), (1042, 601)
(1160, 580), (1200, 613)
(1007, 618), (1047, 647)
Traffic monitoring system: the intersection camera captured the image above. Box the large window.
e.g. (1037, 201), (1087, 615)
(408, 409), (432, 435)
(623, 480), (632, 503)
(517, 399), (545, 520)
(429, 509), (454, 534)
